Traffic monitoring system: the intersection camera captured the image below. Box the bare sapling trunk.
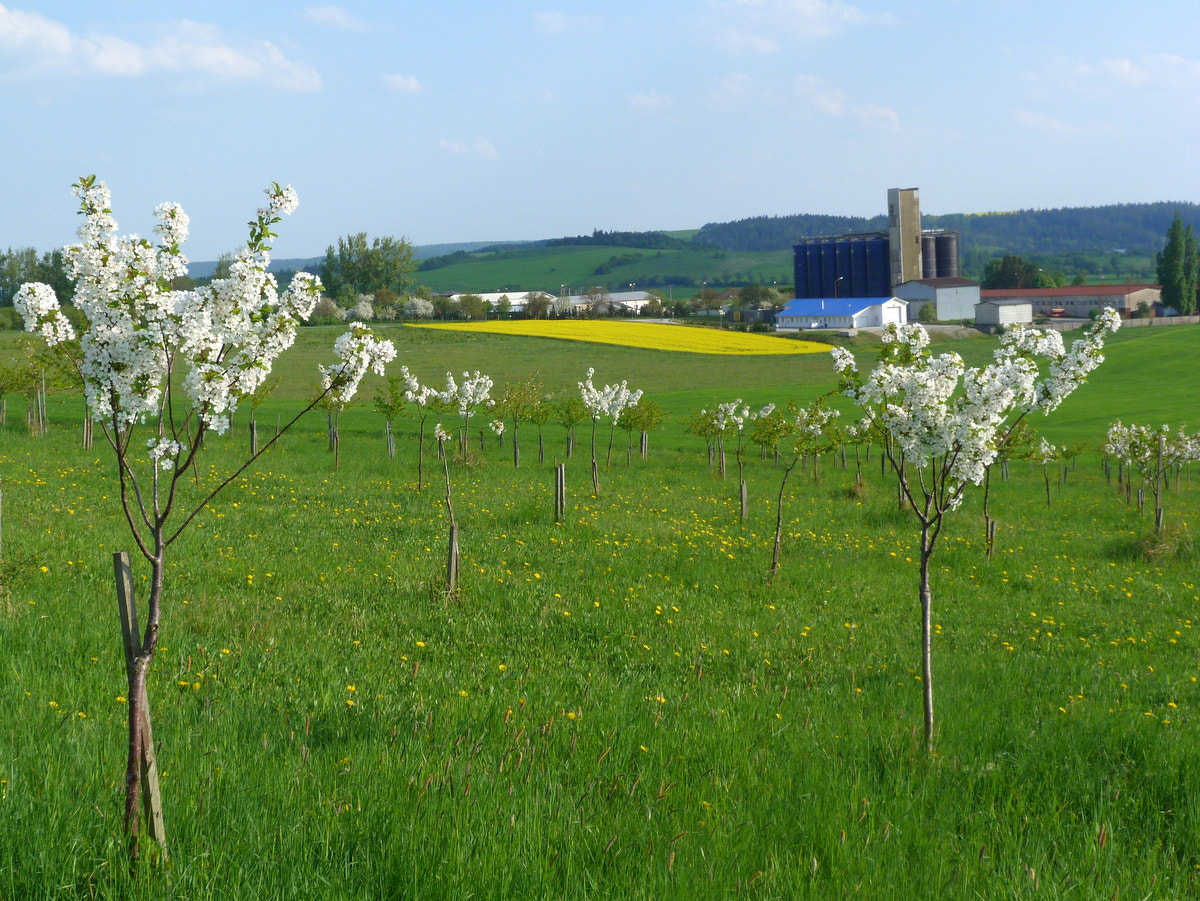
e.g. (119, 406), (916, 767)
(769, 457), (801, 578)
(590, 420), (600, 496)
(441, 440), (459, 598)
(737, 453), (748, 522)
(416, 419), (426, 492)
(114, 551), (167, 861)
(919, 523), (936, 754)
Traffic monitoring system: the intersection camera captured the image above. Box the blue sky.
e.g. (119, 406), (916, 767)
(2, 1), (1197, 261)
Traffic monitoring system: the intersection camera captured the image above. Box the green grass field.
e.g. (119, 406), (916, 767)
(1, 322), (1198, 898)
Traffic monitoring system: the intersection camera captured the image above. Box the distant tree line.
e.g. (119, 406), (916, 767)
(695, 203), (1200, 257)
(542, 229), (706, 251)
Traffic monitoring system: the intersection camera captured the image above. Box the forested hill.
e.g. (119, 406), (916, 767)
(695, 202), (1200, 255)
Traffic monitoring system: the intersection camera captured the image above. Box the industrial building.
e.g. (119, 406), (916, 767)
(776, 297), (907, 332)
(978, 284), (1161, 318)
(792, 188), (964, 300)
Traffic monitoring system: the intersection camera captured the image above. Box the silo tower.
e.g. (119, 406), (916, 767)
(887, 187), (921, 287)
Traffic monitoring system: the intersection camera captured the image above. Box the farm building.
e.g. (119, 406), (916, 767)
(894, 277), (980, 321)
(979, 284), (1161, 318)
(792, 188), (961, 300)
(975, 298), (1033, 329)
(776, 297), (907, 331)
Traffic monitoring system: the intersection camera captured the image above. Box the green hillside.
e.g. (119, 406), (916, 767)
(414, 243), (792, 295)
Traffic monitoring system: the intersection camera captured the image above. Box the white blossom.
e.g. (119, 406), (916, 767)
(838, 312), (1120, 509)
(147, 437), (184, 471)
(14, 282), (76, 345)
(321, 322), (398, 408)
(16, 177), (394, 437)
(579, 367), (642, 424)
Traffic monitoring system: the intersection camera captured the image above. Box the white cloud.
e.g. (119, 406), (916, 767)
(792, 74), (900, 130)
(718, 28), (778, 54)
(792, 74), (844, 115)
(303, 6), (371, 31)
(629, 90), (673, 113)
(709, 0), (894, 53)
(1011, 108), (1073, 134)
(1050, 53), (1200, 96)
(440, 137), (498, 160)
(0, 5), (320, 90)
(855, 103), (900, 132)
(384, 73), (423, 94)
(709, 73), (756, 112)
(533, 11), (603, 35)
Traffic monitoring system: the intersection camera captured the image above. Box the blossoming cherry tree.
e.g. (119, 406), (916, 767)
(833, 312), (1120, 750)
(15, 177), (396, 858)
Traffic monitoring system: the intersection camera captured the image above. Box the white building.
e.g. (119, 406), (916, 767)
(894, 277), (980, 321)
(974, 298), (1033, 329)
(776, 297), (907, 331)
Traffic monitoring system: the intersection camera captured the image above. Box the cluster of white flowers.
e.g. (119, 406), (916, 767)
(579, 367), (643, 424)
(1104, 421), (1200, 472)
(793, 403), (840, 441)
(146, 436), (185, 471)
(13, 282), (76, 345)
(1032, 437), (1059, 465)
(437, 371), (494, 419)
(834, 311), (1120, 506)
(489, 419), (506, 436)
(400, 366), (438, 407)
(433, 423), (453, 443)
(700, 399), (776, 435)
(14, 178), (388, 437)
(320, 322), (398, 407)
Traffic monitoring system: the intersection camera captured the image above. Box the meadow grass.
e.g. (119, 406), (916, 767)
(0, 324), (1198, 898)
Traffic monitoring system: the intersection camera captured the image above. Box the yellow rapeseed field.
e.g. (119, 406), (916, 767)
(406, 320), (828, 355)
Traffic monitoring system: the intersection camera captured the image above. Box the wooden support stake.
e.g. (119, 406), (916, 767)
(446, 522), (459, 597)
(554, 464), (566, 523)
(113, 551), (168, 860)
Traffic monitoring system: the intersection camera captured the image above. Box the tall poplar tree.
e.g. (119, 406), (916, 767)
(1156, 214), (1199, 315)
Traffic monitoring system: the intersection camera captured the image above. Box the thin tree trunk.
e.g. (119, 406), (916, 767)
(114, 551), (168, 861)
(416, 420), (426, 492)
(769, 459), (798, 577)
(919, 526), (935, 754)
(441, 442), (459, 598)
